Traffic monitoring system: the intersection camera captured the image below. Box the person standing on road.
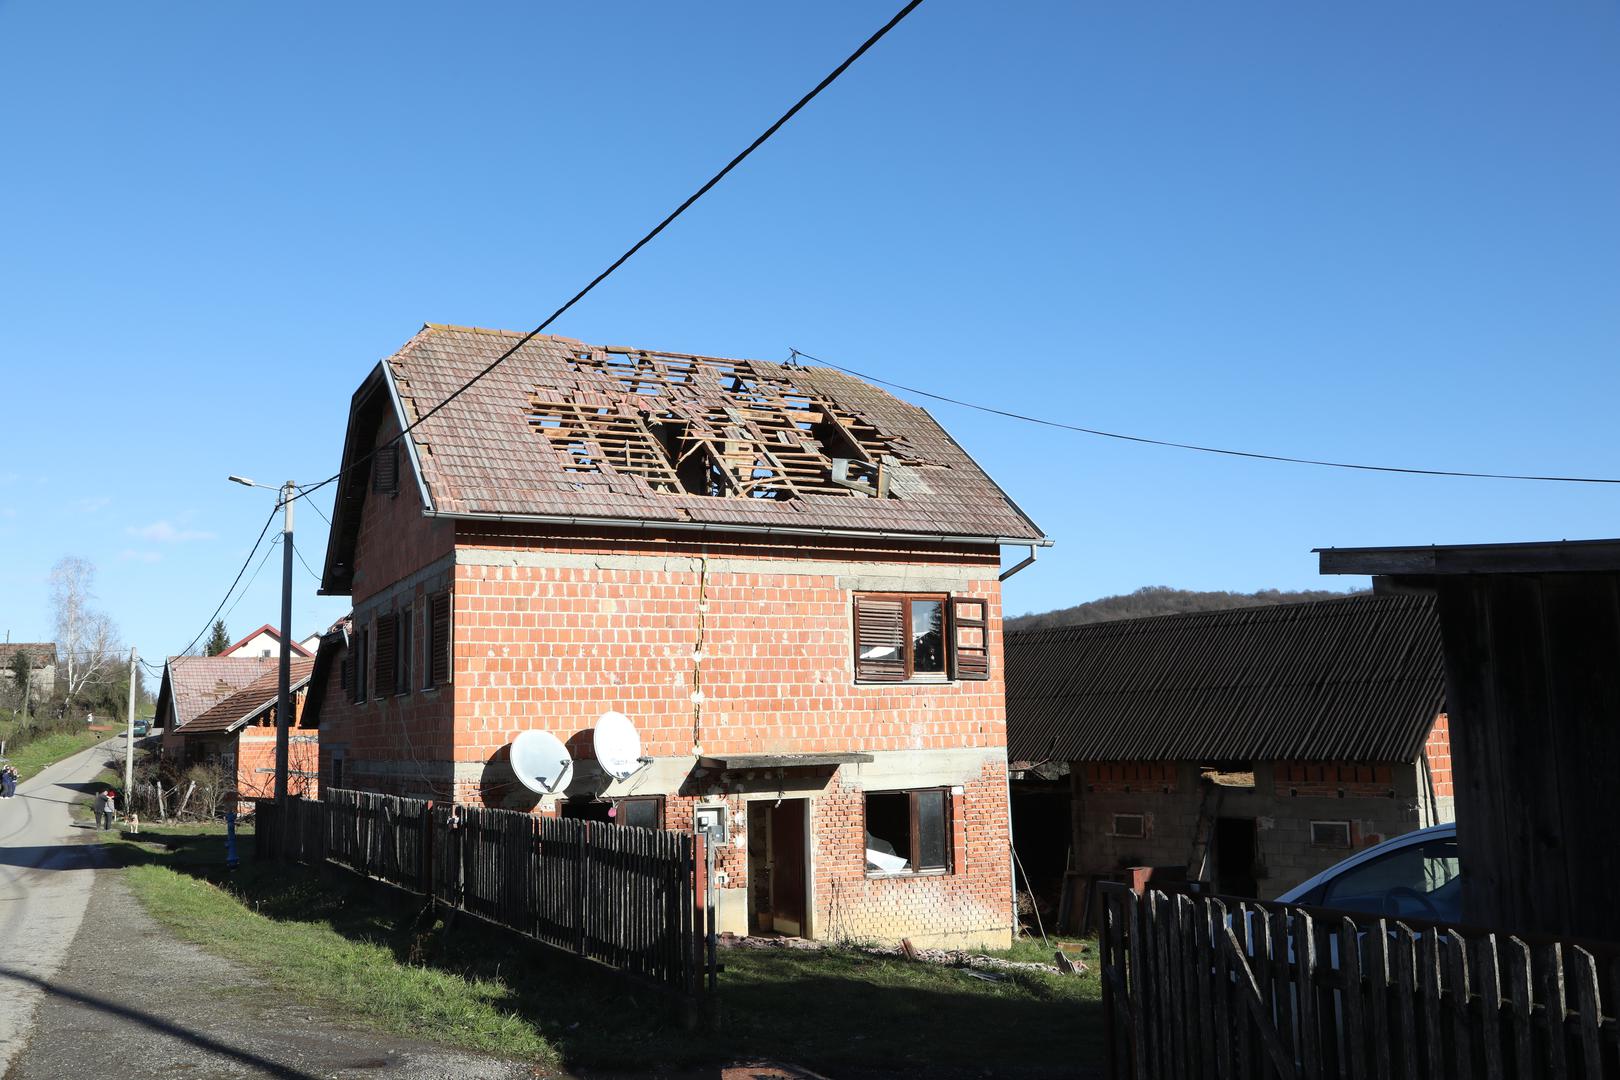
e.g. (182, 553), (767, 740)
(96, 788), (117, 830)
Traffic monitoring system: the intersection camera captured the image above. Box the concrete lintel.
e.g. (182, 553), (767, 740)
(454, 547), (996, 584)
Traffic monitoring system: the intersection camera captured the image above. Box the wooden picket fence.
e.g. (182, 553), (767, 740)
(255, 790), (704, 996)
(1100, 883), (1620, 1080)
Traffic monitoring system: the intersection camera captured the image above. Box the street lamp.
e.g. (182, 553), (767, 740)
(227, 474), (298, 848)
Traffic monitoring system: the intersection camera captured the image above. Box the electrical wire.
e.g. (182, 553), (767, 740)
(171, 504), (280, 658)
(220, 536), (282, 626)
(787, 349), (1620, 486)
(286, 0), (927, 511)
(290, 541), (323, 584)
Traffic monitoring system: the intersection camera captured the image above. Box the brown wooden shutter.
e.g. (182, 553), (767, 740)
(429, 593), (452, 687)
(854, 595), (907, 682)
(950, 597), (990, 681)
(375, 614), (397, 696)
(371, 443), (399, 496)
(342, 654), (354, 701)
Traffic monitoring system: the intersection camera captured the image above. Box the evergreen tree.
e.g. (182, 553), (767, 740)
(204, 620), (231, 656)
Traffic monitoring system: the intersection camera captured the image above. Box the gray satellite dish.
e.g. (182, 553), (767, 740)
(593, 710), (650, 781)
(509, 730), (573, 794)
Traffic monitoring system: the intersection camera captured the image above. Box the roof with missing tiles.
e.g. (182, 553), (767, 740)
(321, 326), (1044, 592)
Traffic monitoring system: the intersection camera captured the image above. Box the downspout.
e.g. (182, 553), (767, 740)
(999, 544), (1039, 582)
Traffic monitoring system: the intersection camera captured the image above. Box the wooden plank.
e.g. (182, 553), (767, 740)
(1419, 928), (1444, 1080)
(1128, 889), (1149, 1080)
(1294, 909), (1320, 1080)
(1219, 921), (1297, 1080)
(1339, 918), (1368, 1080)
(1568, 947), (1602, 1078)
(1444, 931), (1473, 1080)
(1211, 898), (1231, 1080)
(1193, 895), (1215, 1080)
(1476, 935), (1505, 1080)
(1504, 939), (1532, 1073)
(1272, 909), (1297, 1070)
(1392, 925), (1420, 1080)
(1537, 942), (1568, 1078)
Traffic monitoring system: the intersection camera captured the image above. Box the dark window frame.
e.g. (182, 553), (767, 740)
(616, 795), (666, 830)
(375, 613), (398, 698)
(1311, 820), (1353, 848)
(425, 592), (451, 690)
(396, 603), (412, 697)
(862, 787), (954, 876)
(853, 592), (945, 684)
(355, 626), (370, 703)
(1112, 813), (1146, 839)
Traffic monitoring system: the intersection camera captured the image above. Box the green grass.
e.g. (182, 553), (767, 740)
(3, 727), (112, 782)
(114, 824), (1102, 1077)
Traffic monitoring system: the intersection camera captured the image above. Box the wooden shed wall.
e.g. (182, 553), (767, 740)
(1436, 571), (1620, 941)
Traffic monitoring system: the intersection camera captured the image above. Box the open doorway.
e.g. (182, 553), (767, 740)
(747, 799), (809, 936)
(1214, 817), (1259, 898)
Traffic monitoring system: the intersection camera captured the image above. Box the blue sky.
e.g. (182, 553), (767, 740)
(1, 1), (1616, 660)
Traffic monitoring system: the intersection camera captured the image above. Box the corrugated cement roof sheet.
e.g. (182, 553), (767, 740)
(1005, 593), (1445, 764)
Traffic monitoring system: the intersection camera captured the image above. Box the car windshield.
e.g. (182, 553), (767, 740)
(1320, 836), (1462, 921)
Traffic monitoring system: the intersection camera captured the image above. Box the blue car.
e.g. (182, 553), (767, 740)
(1276, 822), (1462, 923)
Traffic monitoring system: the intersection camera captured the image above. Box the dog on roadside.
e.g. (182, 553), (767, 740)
(126, 811), (140, 835)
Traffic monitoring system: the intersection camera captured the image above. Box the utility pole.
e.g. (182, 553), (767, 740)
(124, 647), (138, 797)
(19, 663), (30, 726)
(274, 480), (294, 849)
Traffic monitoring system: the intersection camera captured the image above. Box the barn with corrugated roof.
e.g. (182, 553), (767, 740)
(1004, 593), (1451, 925)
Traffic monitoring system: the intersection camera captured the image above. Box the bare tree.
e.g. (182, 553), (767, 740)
(50, 557), (120, 703)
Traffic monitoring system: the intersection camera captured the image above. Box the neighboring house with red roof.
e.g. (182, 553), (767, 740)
(220, 624), (315, 660)
(1, 642), (57, 703)
(304, 324), (1048, 948)
(173, 660), (318, 798)
(155, 655), (280, 758)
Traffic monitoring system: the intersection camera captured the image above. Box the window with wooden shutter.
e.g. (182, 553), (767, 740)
(854, 595), (907, 683)
(355, 628), (369, 702)
(397, 604), (412, 696)
(950, 597), (990, 681)
(427, 592), (451, 688)
(375, 613), (397, 696)
(341, 654), (353, 700)
(371, 443), (399, 496)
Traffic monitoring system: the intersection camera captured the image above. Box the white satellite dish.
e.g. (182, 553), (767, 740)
(593, 710), (650, 781)
(509, 730), (573, 794)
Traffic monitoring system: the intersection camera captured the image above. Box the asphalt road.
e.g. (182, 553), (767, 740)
(0, 735), (121, 1077)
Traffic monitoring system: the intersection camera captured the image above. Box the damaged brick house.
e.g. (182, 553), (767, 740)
(305, 323), (1047, 948)
(1004, 593), (1452, 924)
(169, 660), (318, 798)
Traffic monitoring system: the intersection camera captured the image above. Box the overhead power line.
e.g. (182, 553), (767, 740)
(288, 0), (927, 509)
(172, 504), (281, 659)
(787, 349), (1620, 486)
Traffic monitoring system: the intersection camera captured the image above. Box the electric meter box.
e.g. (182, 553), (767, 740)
(694, 804), (729, 844)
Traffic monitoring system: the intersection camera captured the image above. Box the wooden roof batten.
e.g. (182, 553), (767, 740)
(525, 348), (904, 502)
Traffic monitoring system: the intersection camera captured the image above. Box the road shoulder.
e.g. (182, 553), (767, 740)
(5, 867), (543, 1080)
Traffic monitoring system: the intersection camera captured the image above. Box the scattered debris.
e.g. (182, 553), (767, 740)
(730, 934), (1089, 977)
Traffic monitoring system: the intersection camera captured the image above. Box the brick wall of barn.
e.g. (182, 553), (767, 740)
(1068, 721), (1450, 901)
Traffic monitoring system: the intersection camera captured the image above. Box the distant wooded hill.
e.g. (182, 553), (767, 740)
(1006, 585), (1371, 633)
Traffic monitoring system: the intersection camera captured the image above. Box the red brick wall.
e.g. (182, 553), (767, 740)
(235, 691), (319, 800)
(351, 415), (453, 606)
(447, 527), (1006, 768)
(1085, 762), (1179, 794)
(1277, 761), (1396, 798)
(1423, 712), (1453, 797)
(810, 759), (1011, 944)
